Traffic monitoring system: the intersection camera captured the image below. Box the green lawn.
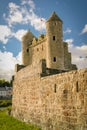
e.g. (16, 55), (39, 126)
(0, 110), (41, 130)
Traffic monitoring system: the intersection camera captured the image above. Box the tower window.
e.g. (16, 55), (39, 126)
(42, 45), (43, 50)
(53, 36), (55, 41)
(26, 49), (29, 53)
(53, 57), (56, 62)
(76, 81), (79, 92)
(53, 22), (57, 26)
(37, 48), (39, 51)
(55, 22), (57, 25)
(54, 84), (57, 93)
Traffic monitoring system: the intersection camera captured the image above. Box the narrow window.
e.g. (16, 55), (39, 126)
(53, 57), (56, 62)
(53, 36), (55, 41)
(54, 84), (57, 93)
(76, 81), (79, 92)
(37, 48), (39, 51)
(55, 22), (57, 25)
(26, 48), (29, 53)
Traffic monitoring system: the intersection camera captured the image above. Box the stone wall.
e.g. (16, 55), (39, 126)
(31, 40), (46, 66)
(12, 68), (87, 130)
(63, 42), (71, 70)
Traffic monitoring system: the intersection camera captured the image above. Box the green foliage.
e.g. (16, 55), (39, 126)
(0, 100), (12, 108)
(0, 110), (41, 130)
(0, 79), (12, 87)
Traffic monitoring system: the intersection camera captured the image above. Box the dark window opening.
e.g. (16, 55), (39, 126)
(26, 49), (29, 53)
(76, 81), (79, 92)
(37, 48), (39, 51)
(55, 22), (57, 25)
(53, 36), (55, 41)
(63, 89), (67, 94)
(53, 57), (56, 62)
(54, 84), (57, 93)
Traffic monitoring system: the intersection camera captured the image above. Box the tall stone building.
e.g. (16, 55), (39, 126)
(21, 12), (77, 73)
(12, 12), (87, 130)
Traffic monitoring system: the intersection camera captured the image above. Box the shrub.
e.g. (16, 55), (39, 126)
(0, 100), (12, 108)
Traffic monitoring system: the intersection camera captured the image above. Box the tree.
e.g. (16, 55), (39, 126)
(0, 79), (12, 87)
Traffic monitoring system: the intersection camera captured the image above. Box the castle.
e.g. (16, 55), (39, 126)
(15, 12), (77, 73)
(12, 12), (87, 130)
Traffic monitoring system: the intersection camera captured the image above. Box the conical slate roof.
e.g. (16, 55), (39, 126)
(46, 12), (62, 23)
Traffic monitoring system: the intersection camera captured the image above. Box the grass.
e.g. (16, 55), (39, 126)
(0, 110), (41, 130)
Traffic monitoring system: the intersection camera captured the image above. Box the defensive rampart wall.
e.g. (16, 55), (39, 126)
(12, 68), (87, 130)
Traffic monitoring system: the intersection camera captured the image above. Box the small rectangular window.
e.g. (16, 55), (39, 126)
(53, 36), (55, 40)
(26, 49), (29, 53)
(76, 81), (79, 92)
(53, 57), (56, 62)
(37, 48), (39, 51)
(54, 84), (57, 93)
(42, 45), (43, 50)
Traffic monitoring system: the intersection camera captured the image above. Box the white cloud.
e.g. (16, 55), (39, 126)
(4, 1), (46, 32)
(65, 39), (87, 69)
(29, 12), (46, 32)
(1, 0), (46, 45)
(21, 0), (35, 10)
(0, 51), (22, 81)
(63, 28), (72, 34)
(0, 25), (27, 44)
(5, 2), (23, 27)
(64, 38), (74, 47)
(13, 29), (27, 41)
(76, 45), (87, 52)
(0, 25), (12, 44)
(81, 24), (87, 34)
(16, 51), (22, 64)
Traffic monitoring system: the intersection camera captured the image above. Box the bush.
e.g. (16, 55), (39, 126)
(0, 100), (12, 108)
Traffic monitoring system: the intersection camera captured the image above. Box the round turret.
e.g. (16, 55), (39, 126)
(22, 30), (35, 66)
(46, 12), (64, 70)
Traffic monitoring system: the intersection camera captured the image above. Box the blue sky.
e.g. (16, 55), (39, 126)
(0, 0), (87, 80)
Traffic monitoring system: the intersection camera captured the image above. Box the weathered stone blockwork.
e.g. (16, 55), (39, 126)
(12, 68), (87, 130)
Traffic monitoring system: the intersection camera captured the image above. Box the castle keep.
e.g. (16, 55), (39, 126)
(20, 12), (77, 73)
(12, 12), (87, 130)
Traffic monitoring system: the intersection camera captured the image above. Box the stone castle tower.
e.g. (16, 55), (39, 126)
(12, 12), (87, 130)
(46, 12), (64, 70)
(19, 12), (77, 74)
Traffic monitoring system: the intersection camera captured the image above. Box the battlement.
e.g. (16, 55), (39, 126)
(30, 34), (46, 47)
